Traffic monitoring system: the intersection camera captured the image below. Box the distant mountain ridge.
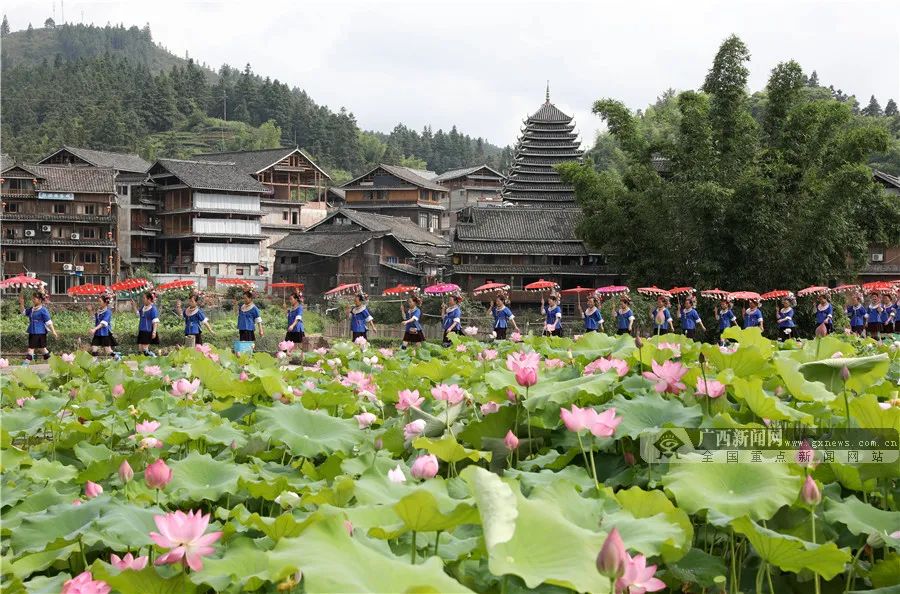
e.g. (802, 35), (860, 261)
(0, 22), (509, 177)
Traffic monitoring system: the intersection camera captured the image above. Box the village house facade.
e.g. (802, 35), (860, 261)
(340, 164), (448, 234)
(37, 146), (155, 274)
(271, 208), (450, 297)
(431, 164), (504, 230)
(1, 162), (118, 293)
(148, 158), (268, 276)
(865, 170), (900, 281)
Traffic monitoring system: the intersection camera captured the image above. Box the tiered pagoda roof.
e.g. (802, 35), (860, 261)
(501, 92), (583, 207)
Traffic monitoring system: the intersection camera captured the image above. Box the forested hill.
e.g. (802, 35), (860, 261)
(0, 22), (509, 180)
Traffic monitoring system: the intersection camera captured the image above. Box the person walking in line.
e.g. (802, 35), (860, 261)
(88, 292), (120, 359)
(651, 296), (674, 336)
(814, 294), (834, 335)
(488, 294), (518, 339)
(237, 289), (264, 344)
(285, 291), (305, 344)
(579, 294), (604, 333)
(866, 293), (883, 340)
(615, 296), (635, 336)
(743, 298), (764, 333)
(442, 294), (463, 345)
(132, 291), (160, 356)
(19, 290), (57, 363)
(176, 292), (214, 345)
(400, 295), (425, 350)
(845, 293), (867, 336)
(541, 293), (563, 337)
(776, 297), (797, 342)
(714, 298), (737, 345)
(349, 293), (376, 341)
(677, 296), (705, 339)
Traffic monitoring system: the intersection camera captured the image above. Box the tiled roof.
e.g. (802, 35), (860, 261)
(452, 240), (590, 256)
(39, 146), (151, 173)
(454, 206), (585, 242)
(270, 231), (380, 256)
(196, 147), (331, 180)
(4, 164), (117, 194)
(151, 159), (269, 193)
(343, 164), (447, 192)
(314, 208), (450, 248)
(452, 264), (606, 275)
(381, 261), (424, 276)
(0, 154), (14, 171)
(432, 164), (504, 183)
(528, 102), (574, 123)
(874, 169), (900, 190)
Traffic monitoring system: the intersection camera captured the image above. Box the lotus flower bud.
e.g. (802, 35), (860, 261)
(634, 336), (643, 348)
(840, 366), (850, 382)
(698, 353), (706, 365)
(84, 481), (103, 499)
(596, 527), (627, 578)
(801, 474), (821, 506)
(118, 460), (134, 483)
(144, 459), (173, 490)
(504, 430), (519, 451)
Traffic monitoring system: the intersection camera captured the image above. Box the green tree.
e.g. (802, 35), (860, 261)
(44, 17), (55, 28)
(807, 70), (819, 87)
(885, 99), (898, 116)
(763, 60), (805, 142)
(861, 95), (883, 117)
(1, 15), (10, 36)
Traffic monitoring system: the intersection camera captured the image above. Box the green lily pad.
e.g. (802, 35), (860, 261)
(607, 392), (703, 440)
(824, 495), (900, 543)
(254, 403), (364, 458)
(167, 452), (252, 503)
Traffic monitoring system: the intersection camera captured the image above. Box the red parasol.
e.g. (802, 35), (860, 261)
(760, 290), (793, 301)
(382, 284), (420, 296)
(637, 286), (673, 298)
(559, 286), (596, 297)
(66, 283), (110, 300)
(595, 285), (630, 297)
(831, 284), (860, 295)
(0, 274), (47, 290)
(700, 288), (731, 300)
(111, 278), (153, 297)
(156, 279), (197, 294)
(862, 281), (894, 293)
(472, 282), (510, 296)
(424, 282), (461, 296)
(524, 279), (559, 292)
(729, 291), (762, 301)
(669, 286), (696, 296)
(324, 283), (362, 299)
(217, 278), (254, 287)
(269, 282), (304, 290)
(796, 285), (830, 297)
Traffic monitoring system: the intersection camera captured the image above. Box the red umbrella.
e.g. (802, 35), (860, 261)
(559, 286), (596, 297)
(831, 284), (860, 295)
(156, 279), (197, 294)
(669, 286), (696, 296)
(472, 282), (510, 296)
(729, 291), (762, 301)
(424, 282), (461, 296)
(0, 274), (47, 290)
(700, 288), (731, 300)
(797, 285), (830, 297)
(324, 283), (362, 299)
(111, 278), (153, 297)
(637, 286), (673, 298)
(67, 283), (110, 301)
(217, 278), (254, 287)
(760, 290), (793, 301)
(524, 279), (559, 292)
(270, 281), (304, 289)
(382, 284), (420, 296)
(595, 285), (630, 297)
(862, 281), (894, 293)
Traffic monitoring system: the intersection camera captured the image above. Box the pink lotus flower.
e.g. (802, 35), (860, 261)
(145, 459), (173, 490)
(560, 405), (622, 437)
(463, 326), (479, 336)
(590, 408), (622, 438)
(431, 383), (466, 405)
(112, 384), (125, 397)
(136, 420), (160, 434)
(403, 419), (427, 441)
(84, 481), (103, 499)
(544, 358), (566, 369)
(239, 371), (249, 381)
(140, 437), (164, 449)
(279, 340), (296, 352)
(510, 331), (523, 342)
(597, 527), (627, 578)
(456, 344), (468, 352)
(16, 396), (35, 407)
(61, 571), (110, 594)
(119, 460), (134, 483)
(504, 430), (519, 450)
(143, 365), (162, 376)
(314, 347), (328, 356)
(478, 349), (498, 362)
(61, 353), (76, 363)
(584, 357), (630, 377)
(642, 360), (688, 394)
(354, 412), (377, 428)
(363, 355), (379, 366)
(150, 510), (222, 572)
(304, 380), (316, 391)
(396, 389), (424, 411)
(410, 454), (439, 479)
(342, 370), (376, 393)
(506, 351), (541, 373)
(801, 475), (821, 506)
(387, 465), (406, 483)
(515, 366), (538, 388)
(719, 345), (737, 354)
(171, 378), (201, 397)
(506, 389), (517, 403)
(195, 344), (212, 355)
(657, 342), (682, 357)
(545, 323), (557, 333)
(72, 499), (83, 506)
(695, 378), (726, 398)
(0, 358), (8, 368)
(110, 552), (148, 571)
(480, 401), (501, 415)
(378, 348), (394, 358)
(616, 553), (666, 594)
(354, 336), (368, 348)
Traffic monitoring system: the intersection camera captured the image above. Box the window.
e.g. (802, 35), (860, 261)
(53, 251), (72, 263)
(291, 256), (299, 264)
(3, 250), (21, 262)
(79, 252), (98, 264)
(369, 277), (379, 290)
(53, 203), (68, 214)
(52, 275), (73, 294)
(4, 227), (18, 239)
(82, 204), (97, 215)
(386, 256), (399, 264)
(3, 202), (20, 213)
(282, 210), (289, 221)
(236, 268), (244, 276)
(81, 228), (98, 239)
(117, 185), (130, 197)
(52, 227), (70, 239)
(430, 214), (438, 230)
(203, 268), (211, 275)
(418, 213), (428, 228)
(7, 178), (31, 192)
(291, 211), (299, 225)
(280, 256), (286, 264)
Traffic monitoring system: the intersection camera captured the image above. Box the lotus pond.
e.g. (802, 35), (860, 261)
(1, 328), (898, 594)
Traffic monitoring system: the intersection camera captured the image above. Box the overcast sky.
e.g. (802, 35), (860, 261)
(5, 0), (899, 148)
